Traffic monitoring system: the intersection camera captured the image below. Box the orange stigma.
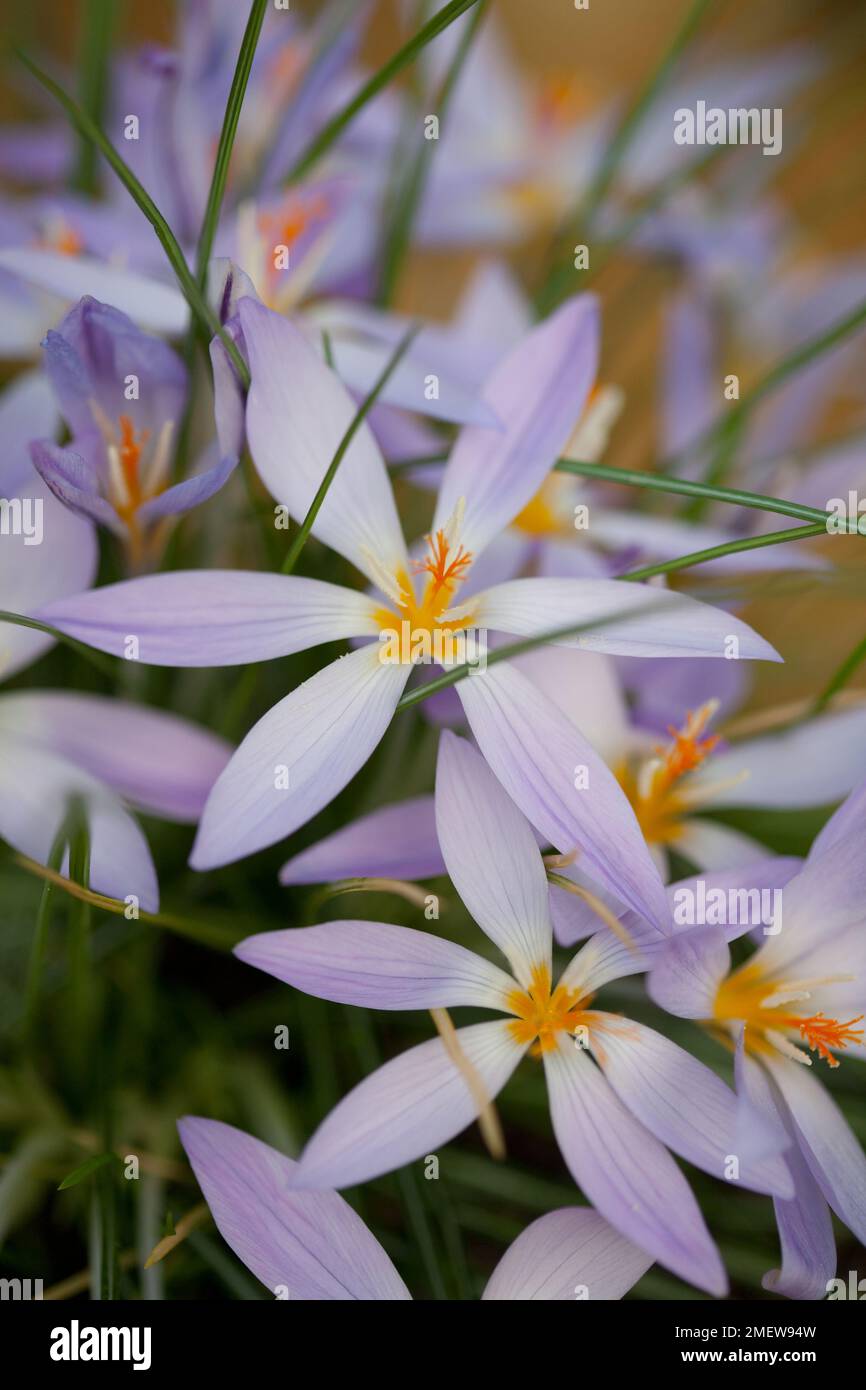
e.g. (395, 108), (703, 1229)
(117, 414), (148, 499)
(619, 701), (720, 845)
(657, 706), (720, 788)
(794, 1013), (865, 1068)
(507, 965), (592, 1057)
(413, 529), (473, 600)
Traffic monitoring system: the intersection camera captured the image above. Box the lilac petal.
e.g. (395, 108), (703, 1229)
(29, 439), (125, 535)
(810, 775), (866, 857)
(0, 248), (189, 335)
(647, 926), (731, 1020)
(757, 1082), (836, 1301)
(191, 645), (409, 869)
(542, 1039), (727, 1296)
(0, 476), (97, 681)
(240, 298), (408, 585)
(514, 647), (632, 766)
(588, 1013), (793, 1198)
(455, 661), (671, 932)
(0, 736), (158, 911)
(0, 124), (73, 184)
(0, 691), (230, 823)
(673, 818), (770, 871)
(619, 653), (749, 737)
(693, 707), (866, 811)
(234, 920), (515, 1011)
(433, 295), (599, 559)
(178, 1117), (410, 1301)
(472, 576), (781, 661)
(0, 369), (60, 496)
(279, 795), (443, 884)
(766, 1055), (866, 1245)
(435, 731), (552, 988)
(482, 1207), (652, 1301)
(661, 289), (717, 457)
(37, 570), (379, 665)
(733, 1027), (791, 1168)
(136, 452), (238, 525)
(292, 1020), (526, 1190)
(326, 329), (498, 428)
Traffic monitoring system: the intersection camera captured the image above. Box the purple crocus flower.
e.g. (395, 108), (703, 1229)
(29, 296), (237, 569)
(178, 1115), (654, 1300)
(37, 297), (779, 933)
(646, 781), (866, 1298)
(233, 732), (795, 1295)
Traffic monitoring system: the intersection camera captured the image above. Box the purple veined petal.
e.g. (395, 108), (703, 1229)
(234, 919), (516, 1012)
(0, 369), (60, 496)
(810, 775), (866, 859)
(455, 661), (671, 933)
(732, 1028), (791, 1168)
(482, 1207), (653, 1301)
(618, 652), (750, 737)
(646, 925), (731, 1020)
(0, 733), (158, 911)
(29, 439), (125, 536)
(239, 297), (409, 586)
(136, 451), (238, 525)
(471, 576), (782, 662)
(764, 1054), (866, 1245)
(0, 475), (97, 682)
(746, 1069), (836, 1302)
(0, 248), (189, 336)
(432, 295), (599, 560)
(556, 918), (668, 996)
(435, 731), (552, 988)
(513, 647), (632, 767)
(672, 817), (770, 871)
(587, 1012), (793, 1199)
(291, 1019), (526, 1190)
(323, 328), (499, 429)
(177, 1117), (411, 1301)
(0, 691), (231, 823)
(542, 1038), (727, 1296)
(279, 794), (443, 884)
(191, 644), (409, 870)
(690, 706), (866, 811)
(37, 570), (380, 666)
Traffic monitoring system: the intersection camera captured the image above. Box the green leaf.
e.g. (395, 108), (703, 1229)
(57, 1151), (117, 1191)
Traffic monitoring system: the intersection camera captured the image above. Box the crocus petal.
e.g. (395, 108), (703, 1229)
(37, 570), (379, 665)
(482, 1207), (652, 1301)
(0, 734), (157, 911)
(646, 926), (731, 1019)
(433, 295), (599, 559)
(0, 477), (97, 681)
(765, 1055), (866, 1245)
(0, 369), (60, 495)
(588, 1013), (793, 1198)
(455, 661), (671, 932)
(0, 691), (231, 823)
(435, 731), (551, 987)
(542, 1038), (727, 1296)
(29, 439), (125, 535)
(191, 644), (409, 869)
(136, 451), (238, 525)
(234, 920), (516, 1011)
(810, 775), (866, 857)
(0, 248), (189, 335)
(178, 1117), (411, 1301)
(292, 1019), (526, 1190)
(690, 706), (866, 809)
(672, 817), (770, 871)
(471, 576), (781, 661)
(240, 298), (408, 585)
(279, 795), (443, 884)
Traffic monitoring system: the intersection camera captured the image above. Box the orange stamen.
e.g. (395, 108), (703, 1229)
(413, 530), (473, 599)
(117, 414), (148, 495)
(657, 707), (720, 789)
(793, 1012), (864, 1068)
(507, 965), (592, 1057)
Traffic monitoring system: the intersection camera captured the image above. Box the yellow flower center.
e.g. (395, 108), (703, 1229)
(714, 960), (864, 1068)
(372, 515), (477, 664)
(507, 965), (594, 1057)
(617, 701), (720, 845)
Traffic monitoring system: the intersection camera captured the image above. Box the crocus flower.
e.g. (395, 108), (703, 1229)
(646, 781), (866, 1299)
(29, 296), (237, 569)
(234, 732), (794, 1295)
(179, 1115), (654, 1300)
(38, 296), (779, 934)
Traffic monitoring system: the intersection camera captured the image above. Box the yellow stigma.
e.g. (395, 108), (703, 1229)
(618, 701), (720, 845)
(714, 960), (864, 1069)
(507, 965), (593, 1057)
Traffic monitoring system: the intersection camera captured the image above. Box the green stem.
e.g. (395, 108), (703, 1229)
(284, 0), (483, 184)
(618, 521), (826, 582)
(375, 0), (489, 304)
(194, 0), (268, 289)
(810, 631), (866, 717)
(72, 0), (117, 195)
(281, 323), (420, 574)
(16, 49), (250, 389)
(23, 821), (70, 1039)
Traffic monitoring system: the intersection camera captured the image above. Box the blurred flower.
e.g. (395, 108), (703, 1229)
(179, 1114), (654, 1300)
